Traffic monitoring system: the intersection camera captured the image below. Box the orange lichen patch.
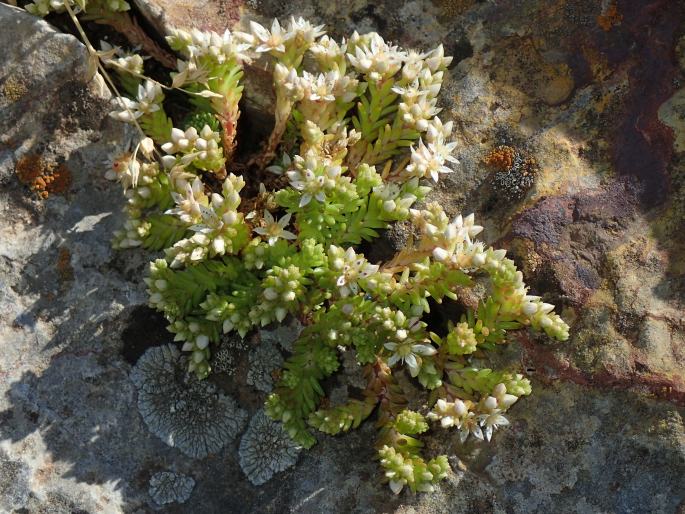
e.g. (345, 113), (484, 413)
(56, 247), (74, 283)
(483, 145), (516, 171)
(489, 146), (540, 200)
(597, 1), (623, 32)
(15, 154), (72, 198)
(46, 164), (72, 195)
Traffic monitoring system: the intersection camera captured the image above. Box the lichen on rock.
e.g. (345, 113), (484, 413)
(210, 334), (249, 375)
(238, 410), (301, 485)
(131, 344), (247, 458)
(259, 318), (303, 352)
(210, 344), (238, 375)
(246, 341), (284, 393)
(148, 471), (195, 505)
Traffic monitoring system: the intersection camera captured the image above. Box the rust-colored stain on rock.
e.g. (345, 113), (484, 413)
(519, 333), (685, 406)
(597, 0), (623, 32)
(604, 0), (683, 206)
(56, 247), (74, 283)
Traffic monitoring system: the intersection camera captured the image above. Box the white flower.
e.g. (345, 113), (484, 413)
(405, 138), (458, 182)
(265, 153), (292, 175)
(372, 182), (418, 217)
(346, 32), (406, 81)
(99, 41), (145, 75)
(274, 64), (305, 103)
(135, 80), (162, 113)
(162, 126), (199, 154)
(253, 210), (297, 245)
(398, 91), (441, 132)
(105, 153), (137, 189)
(425, 44), (453, 72)
(287, 16), (326, 46)
(166, 177), (205, 223)
(427, 398), (468, 428)
(214, 29), (252, 63)
(432, 247), (450, 261)
(139, 137), (155, 158)
(286, 155), (342, 207)
(287, 168), (324, 207)
(389, 480), (405, 495)
(160, 125), (222, 167)
(330, 246), (379, 297)
(391, 80), (422, 99)
(329, 71), (360, 103)
(425, 116), (454, 143)
(451, 213), (483, 242)
(309, 35), (346, 69)
(492, 383), (519, 409)
(418, 68), (444, 98)
(301, 71), (336, 102)
(109, 97), (139, 123)
(400, 49), (428, 81)
(478, 411), (509, 441)
(171, 28), (251, 72)
(384, 336), (436, 377)
(250, 19), (291, 53)
(459, 412), (484, 443)
(109, 80), (162, 123)
(172, 59), (210, 88)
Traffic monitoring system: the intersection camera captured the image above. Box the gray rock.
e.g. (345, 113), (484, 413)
(132, 0), (242, 36)
(0, 450), (31, 512)
(1, 1), (684, 513)
(0, 4), (144, 512)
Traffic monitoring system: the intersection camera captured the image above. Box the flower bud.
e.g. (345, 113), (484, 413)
(196, 335), (209, 349)
(432, 247), (449, 261)
(484, 396), (498, 411)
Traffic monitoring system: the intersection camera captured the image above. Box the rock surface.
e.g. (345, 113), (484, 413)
(1, 1), (685, 513)
(132, 0), (243, 36)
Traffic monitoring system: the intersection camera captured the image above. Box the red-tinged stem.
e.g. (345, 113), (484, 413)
(219, 108), (240, 168)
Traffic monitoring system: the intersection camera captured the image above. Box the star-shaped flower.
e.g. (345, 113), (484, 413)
(253, 210), (297, 245)
(250, 19), (291, 53)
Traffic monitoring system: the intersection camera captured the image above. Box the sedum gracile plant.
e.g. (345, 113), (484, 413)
(62, 13), (569, 494)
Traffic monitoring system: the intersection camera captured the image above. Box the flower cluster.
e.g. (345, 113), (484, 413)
(110, 80), (162, 123)
(165, 173), (250, 268)
(161, 125), (224, 172)
(25, 0), (130, 16)
(104, 19), (569, 493)
(100, 41), (145, 76)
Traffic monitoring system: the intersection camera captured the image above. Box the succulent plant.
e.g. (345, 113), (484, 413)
(102, 19), (569, 493)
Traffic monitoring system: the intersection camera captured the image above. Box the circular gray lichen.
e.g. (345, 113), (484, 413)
(238, 410), (301, 486)
(246, 341), (283, 393)
(149, 471), (195, 505)
(131, 344), (247, 459)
